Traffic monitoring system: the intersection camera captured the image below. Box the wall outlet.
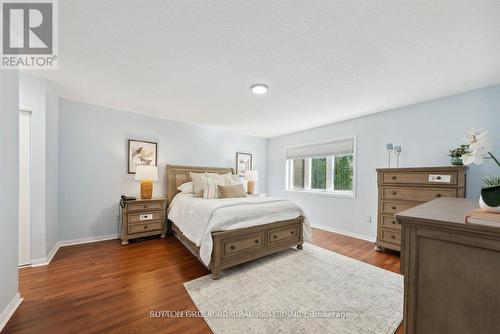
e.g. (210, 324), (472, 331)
(365, 216), (372, 224)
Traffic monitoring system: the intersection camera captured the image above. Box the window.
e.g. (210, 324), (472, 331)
(286, 137), (355, 197)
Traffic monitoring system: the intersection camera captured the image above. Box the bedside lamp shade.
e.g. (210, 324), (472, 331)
(244, 170), (258, 181)
(244, 170), (258, 194)
(135, 165), (158, 199)
(135, 165), (158, 181)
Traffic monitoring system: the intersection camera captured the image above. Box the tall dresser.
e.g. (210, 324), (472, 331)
(375, 166), (467, 252)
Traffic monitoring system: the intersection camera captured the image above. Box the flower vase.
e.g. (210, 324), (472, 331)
(450, 157), (463, 166)
(479, 185), (500, 213)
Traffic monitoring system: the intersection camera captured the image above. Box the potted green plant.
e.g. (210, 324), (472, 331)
(462, 129), (500, 212)
(448, 145), (470, 165)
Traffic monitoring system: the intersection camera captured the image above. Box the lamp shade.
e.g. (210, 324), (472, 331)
(135, 165), (158, 181)
(244, 170), (258, 181)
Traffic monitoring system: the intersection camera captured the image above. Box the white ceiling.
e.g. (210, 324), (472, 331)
(31, 0), (500, 138)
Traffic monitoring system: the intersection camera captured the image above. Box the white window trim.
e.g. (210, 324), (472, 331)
(284, 136), (357, 198)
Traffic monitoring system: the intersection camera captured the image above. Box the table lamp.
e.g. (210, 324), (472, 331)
(135, 165), (158, 199)
(244, 170), (258, 194)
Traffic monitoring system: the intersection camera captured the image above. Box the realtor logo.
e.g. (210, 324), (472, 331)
(1, 0), (58, 68)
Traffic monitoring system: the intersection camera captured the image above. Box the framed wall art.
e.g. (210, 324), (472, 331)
(128, 139), (158, 174)
(236, 152), (253, 176)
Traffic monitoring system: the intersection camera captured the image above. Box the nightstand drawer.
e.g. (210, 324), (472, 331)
(128, 222), (163, 234)
(128, 211), (164, 224)
(126, 201), (164, 212)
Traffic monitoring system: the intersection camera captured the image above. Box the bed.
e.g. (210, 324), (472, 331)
(166, 165), (311, 279)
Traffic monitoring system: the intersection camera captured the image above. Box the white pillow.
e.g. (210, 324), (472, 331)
(207, 173), (242, 186)
(177, 182), (193, 194)
(189, 172), (205, 197)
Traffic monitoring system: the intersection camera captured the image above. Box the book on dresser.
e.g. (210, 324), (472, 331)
(375, 166), (467, 252)
(465, 208), (500, 227)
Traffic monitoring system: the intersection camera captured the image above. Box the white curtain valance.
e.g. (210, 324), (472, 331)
(286, 138), (354, 159)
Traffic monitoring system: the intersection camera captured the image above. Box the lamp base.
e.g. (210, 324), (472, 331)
(140, 180), (153, 199)
(247, 181), (255, 194)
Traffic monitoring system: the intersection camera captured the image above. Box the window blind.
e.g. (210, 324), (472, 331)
(286, 138), (354, 159)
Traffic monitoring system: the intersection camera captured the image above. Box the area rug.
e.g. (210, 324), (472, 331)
(184, 243), (403, 334)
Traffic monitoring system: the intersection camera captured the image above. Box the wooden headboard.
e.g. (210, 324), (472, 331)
(166, 165), (234, 206)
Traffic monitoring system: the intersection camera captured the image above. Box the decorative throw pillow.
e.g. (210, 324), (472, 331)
(218, 184), (247, 198)
(202, 175), (220, 199)
(177, 181), (193, 194)
(189, 172), (205, 197)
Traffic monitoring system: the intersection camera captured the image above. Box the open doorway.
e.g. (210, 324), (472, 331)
(19, 110), (31, 266)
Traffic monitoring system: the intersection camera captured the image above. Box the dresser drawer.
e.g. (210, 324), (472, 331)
(380, 228), (401, 245)
(128, 211), (164, 224)
(381, 201), (418, 214)
(382, 187), (457, 202)
(381, 214), (401, 230)
(223, 232), (264, 257)
(268, 225), (300, 245)
(126, 201), (164, 212)
(128, 222), (163, 234)
(380, 171), (457, 185)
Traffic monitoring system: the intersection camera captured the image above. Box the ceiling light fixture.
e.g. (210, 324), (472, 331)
(251, 84), (268, 95)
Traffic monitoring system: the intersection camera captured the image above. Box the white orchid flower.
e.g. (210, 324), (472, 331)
(462, 128), (491, 165)
(465, 128), (488, 144)
(462, 153), (484, 165)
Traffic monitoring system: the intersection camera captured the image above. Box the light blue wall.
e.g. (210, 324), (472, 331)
(0, 71), (20, 316)
(267, 85), (500, 240)
(58, 99), (267, 241)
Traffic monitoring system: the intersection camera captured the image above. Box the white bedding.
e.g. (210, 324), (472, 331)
(167, 193), (312, 265)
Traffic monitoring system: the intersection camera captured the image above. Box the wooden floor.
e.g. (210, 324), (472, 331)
(4, 228), (402, 333)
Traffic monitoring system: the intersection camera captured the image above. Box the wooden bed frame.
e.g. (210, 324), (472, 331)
(166, 165), (304, 279)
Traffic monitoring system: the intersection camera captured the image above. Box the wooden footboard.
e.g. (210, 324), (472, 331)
(169, 216), (304, 279)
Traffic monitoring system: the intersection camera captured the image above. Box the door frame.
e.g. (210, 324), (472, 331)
(19, 108), (32, 266)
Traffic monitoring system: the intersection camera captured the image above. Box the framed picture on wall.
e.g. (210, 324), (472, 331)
(128, 139), (158, 174)
(236, 152), (253, 176)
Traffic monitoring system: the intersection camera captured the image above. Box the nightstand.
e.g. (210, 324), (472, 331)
(120, 197), (167, 245)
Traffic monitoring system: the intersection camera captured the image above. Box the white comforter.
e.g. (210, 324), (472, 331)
(167, 193), (312, 265)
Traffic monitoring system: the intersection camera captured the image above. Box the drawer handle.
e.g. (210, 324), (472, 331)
(392, 206), (397, 210)
(290, 231), (294, 235)
(436, 194), (442, 198)
(392, 220), (396, 224)
(144, 225), (148, 229)
(392, 191), (397, 195)
(230, 245), (235, 250)
(391, 235), (396, 239)
(273, 235), (278, 239)
(392, 176), (397, 180)
(254, 239), (259, 244)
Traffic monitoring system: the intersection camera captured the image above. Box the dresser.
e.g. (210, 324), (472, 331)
(120, 197), (167, 245)
(375, 166), (466, 252)
(396, 198), (500, 334)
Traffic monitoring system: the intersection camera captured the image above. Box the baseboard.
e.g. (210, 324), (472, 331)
(30, 234), (118, 267)
(0, 293), (23, 332)
(311, 224), (376, 243)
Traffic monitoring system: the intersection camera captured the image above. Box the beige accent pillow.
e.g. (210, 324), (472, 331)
(217, 184), (247, 199)
(189, 172), (205, 197)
